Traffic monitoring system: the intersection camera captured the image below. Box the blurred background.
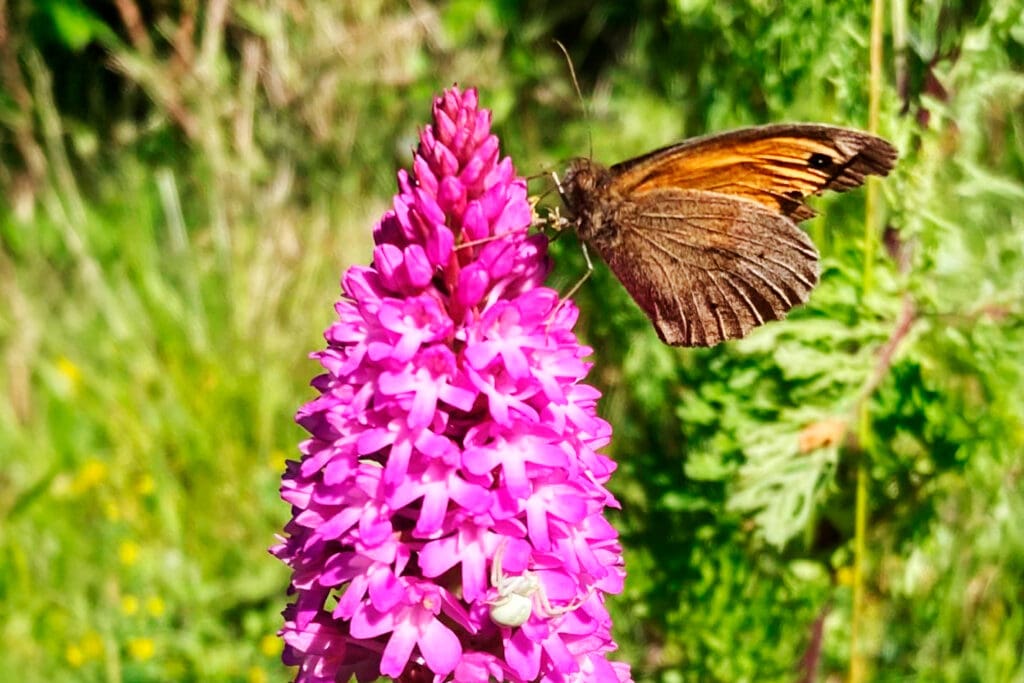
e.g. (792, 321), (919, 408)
(1, 1), (1022, 681)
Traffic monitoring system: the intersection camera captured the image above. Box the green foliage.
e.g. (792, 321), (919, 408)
(2, 0), (1023, 681)
(32, 0), (117, 52)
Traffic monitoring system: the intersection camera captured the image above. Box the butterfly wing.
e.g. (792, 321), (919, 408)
(590, 188), (819, 346)
(609, 124), (898, 221)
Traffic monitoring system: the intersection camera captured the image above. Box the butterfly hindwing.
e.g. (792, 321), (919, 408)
(590, 188), (820, 346)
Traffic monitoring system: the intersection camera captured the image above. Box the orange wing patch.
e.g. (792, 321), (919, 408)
(609, 126), (898, 222)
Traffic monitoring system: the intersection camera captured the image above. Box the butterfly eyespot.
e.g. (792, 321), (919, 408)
(808, 153), (833, 169)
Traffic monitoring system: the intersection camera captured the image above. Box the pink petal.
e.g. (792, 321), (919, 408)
(418, 616), (462, 675)
(312, 508), (360, 542)
(506, 627), (542, 681)
(369, 569), (404, 613)
(357, 508), (392, 547)
(464, 340), (500, 370)
(414, 484), (449, 536)
(439, 382), (477, 411)
(501, 346), (530, 378)
(456, 263), (489, 307)
(414, 429), (456, 460)
(332, 574), (368, 618)
(356, 427), (395, 455)
(541, 629), (578, 676)
(500, 450), (529, 498)
(462, 445), (499, 476)
(379, 619), (418, 677)
(383, 437), (413, 487)
(419, 535), (459, 577)
(461, 200), (488, 242)
(449, 476), (490, 513)
(526, 502), (552, 551)
(373, 243), (405, 289)
(408, 382), (439, 429)
(349, 603), (398, 639)
(459, 539), (488, 602)
(428, 225), (455, 266)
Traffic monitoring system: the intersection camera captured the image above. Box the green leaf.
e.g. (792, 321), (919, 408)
(41, 0), (116, 51)
(728, 422), (840, 548)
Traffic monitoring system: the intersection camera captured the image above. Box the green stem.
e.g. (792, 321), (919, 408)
(851, 0), (886, 681)
(862, 0), (885, 296)
(850, 404), (871, 683)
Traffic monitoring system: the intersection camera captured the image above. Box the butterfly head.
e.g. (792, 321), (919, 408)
(559, 158), (611, 219)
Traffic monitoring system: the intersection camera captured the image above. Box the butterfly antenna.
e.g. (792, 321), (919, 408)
(554, 39), (592, 159)
(536, 183), (558, 203)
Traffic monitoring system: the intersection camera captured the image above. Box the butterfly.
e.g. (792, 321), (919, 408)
(558, 124), (898, 346)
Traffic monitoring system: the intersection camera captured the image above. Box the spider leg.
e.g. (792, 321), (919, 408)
(490, 540), (505, 589)
(534, 580), (595, 619)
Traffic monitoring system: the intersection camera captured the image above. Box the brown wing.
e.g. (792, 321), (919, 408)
(592, 188), (819, 346)
(609, 124), (898, 221)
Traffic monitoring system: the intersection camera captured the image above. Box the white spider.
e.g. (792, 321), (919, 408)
(486, 541), (588, 628)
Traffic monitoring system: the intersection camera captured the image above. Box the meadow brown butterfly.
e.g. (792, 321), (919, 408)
(559, 124), (898, 346)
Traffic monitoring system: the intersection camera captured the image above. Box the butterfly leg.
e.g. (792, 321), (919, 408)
(551, 170), (565, 196)
(559, 240), (594, 302)
(453, 231), (520, 251)
(546, 239), (593, 337)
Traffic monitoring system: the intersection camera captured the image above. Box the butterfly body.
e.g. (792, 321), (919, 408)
(559, 158), (621, 246)
(560, 123), (898, 346)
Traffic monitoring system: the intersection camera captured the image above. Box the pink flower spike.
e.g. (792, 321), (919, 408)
(274, 86), (629, 682)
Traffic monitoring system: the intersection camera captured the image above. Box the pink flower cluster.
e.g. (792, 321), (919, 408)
(273, 86), (630, 682)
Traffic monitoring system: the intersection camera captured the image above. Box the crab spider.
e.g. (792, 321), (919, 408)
(486, 540), (588, 628)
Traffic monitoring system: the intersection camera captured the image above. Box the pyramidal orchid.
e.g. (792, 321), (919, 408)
(272, 86), (631, 683)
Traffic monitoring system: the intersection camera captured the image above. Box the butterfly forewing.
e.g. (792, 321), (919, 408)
(609, 124), (898, 221)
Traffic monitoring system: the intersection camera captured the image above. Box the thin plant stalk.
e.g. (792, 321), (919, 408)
(850, 0), (886, 681)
